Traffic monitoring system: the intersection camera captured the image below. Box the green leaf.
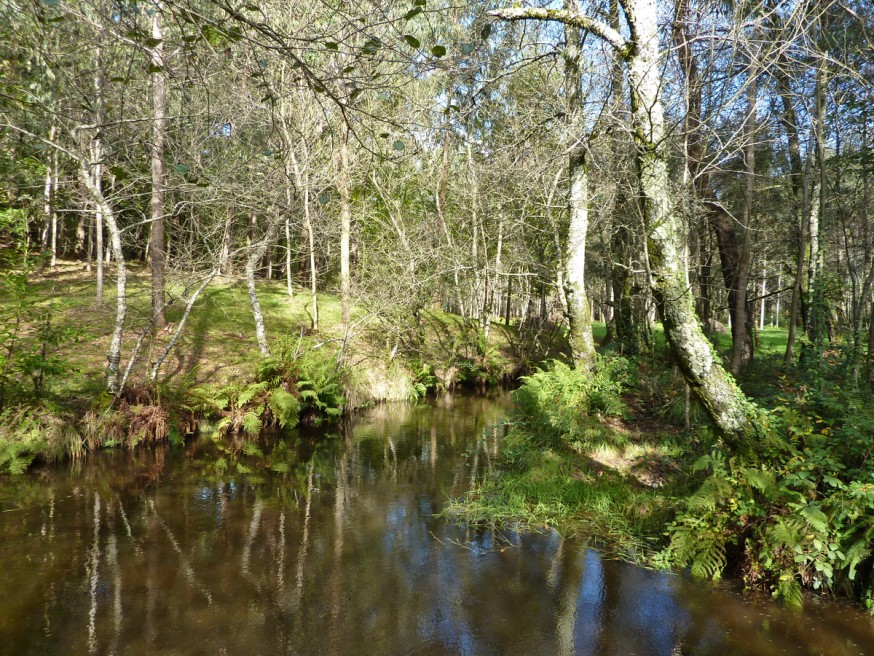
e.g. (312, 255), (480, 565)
(325, 42), (339, 51)
(413, 0), (426, 5)
(404, 7), (423, 20)
(361, 37), (382, 55)
(481, 24), (492, 40)
(172, 163), (191, 174)
(202, 25), (222, 46)
(393, 140), (405, 151)
(460, 42), (475, 55)
(317, 193), (330, 205)
(402, 34), (420, 49)
(145, 37), (162, 48)
(430, 45), (446, 57)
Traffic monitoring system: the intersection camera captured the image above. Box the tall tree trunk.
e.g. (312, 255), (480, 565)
(149, 9), (167, 328)
(868, 301), (874, 384)
(852, 124), (872, 382)
(78, 157), (125, 395)
(759, 267), (767, 331)
(628, 1), (757, 441)
(730, 59), (757, 374)
(41, 125), (56, 267)
(50, 147), (59, 268)
(676, 0), (752, 367)
(484, 216), (503, 341)
(91, 50), (105, 305)
(293, 150), (319, 332)
(493, 0), (759, 441)
(564, 4), (596, 368)
(778, 78), (806, 364)
(338, 124), (352, 327)
(285, 216), (294, 300)
(219, 209), (233, 275)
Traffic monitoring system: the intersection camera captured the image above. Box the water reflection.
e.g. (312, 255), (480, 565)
(1, 394), (873, 655)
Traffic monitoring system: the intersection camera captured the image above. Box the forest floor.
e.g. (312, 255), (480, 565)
(11, 261), (568, 407)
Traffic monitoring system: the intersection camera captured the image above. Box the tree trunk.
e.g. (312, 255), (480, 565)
(78, 158), (125, 395)
(338, 124), (352, 327)
(149, 9), (167, 329)
(807, 62), (827, 345)
(285, 216), (294, 300)
(41, 125), (55, 267)
(219, 209), (234, 275)
(150, 270), (218, 381)
(759, 267), (767, 331)
(50, 147), (58, 268)
(868, 301), (874, 384)
(246, 219), (282, 357)
(563, 6), (596, 368)
(730, 59), (757, 374)
(293, 150), (319, 332)
(779, 85), (806, 364)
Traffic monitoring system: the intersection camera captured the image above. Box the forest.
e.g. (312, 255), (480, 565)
(2, 0), (874, 625)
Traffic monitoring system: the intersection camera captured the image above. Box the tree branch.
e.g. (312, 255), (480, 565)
(487, 8), (631, 57)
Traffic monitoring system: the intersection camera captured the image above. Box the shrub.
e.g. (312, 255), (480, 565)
(513, 356), (629, 449)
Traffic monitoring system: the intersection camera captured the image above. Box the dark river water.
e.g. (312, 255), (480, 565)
(1, 394), (873, 655)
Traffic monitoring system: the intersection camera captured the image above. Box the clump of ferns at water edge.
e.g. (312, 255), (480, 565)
(192, 337), (347, 438)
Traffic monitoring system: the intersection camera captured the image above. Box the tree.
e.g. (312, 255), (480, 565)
(490, 1), (761, 442)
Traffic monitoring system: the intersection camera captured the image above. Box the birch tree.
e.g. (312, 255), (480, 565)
(490, 0), (761, 442)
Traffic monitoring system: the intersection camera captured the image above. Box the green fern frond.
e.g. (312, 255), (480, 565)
(238, 381), (269, 407)
(268, 388), (300, 428)
(242, 411), (262, 435)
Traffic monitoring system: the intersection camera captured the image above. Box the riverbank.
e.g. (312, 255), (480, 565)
(446, 343), (874, 610)
(0, 262), (568, 474)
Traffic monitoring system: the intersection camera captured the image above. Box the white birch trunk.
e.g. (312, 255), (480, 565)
(78, 158), (126, 395)
(150, 270), (219, 381)
(246, 218), (281, 358)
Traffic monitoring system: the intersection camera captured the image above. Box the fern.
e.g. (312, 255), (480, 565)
(238, 381), (269, 407)
(241, 411), (263, 435)
(268, 388), (300, 429)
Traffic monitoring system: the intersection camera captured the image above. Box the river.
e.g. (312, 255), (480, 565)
(1, 393), (873, 655)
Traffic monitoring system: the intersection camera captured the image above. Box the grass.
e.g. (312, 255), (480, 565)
(5, 261), (558, 404)
(445, 411), (694, 562)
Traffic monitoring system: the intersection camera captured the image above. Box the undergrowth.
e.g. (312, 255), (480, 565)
(449, 354), (874, 610)
(192, 336), (347, 439)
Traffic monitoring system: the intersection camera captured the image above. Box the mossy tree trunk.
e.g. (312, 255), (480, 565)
(563, 3), (596, 369)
